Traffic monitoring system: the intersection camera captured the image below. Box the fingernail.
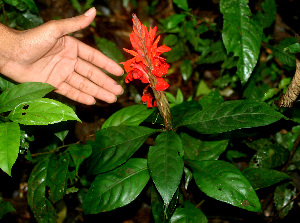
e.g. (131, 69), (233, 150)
(121, 70), (125, 76)
(84, 7), (96, 16)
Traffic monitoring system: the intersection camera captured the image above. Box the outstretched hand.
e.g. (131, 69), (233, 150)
(0, 7), (124, 105)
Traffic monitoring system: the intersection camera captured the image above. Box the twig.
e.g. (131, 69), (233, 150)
(1, 3), (8, 26)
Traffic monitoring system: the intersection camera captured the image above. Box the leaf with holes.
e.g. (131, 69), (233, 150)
(83, 158), (150, 213)
(187, 160), (261, 212)
(87, 125), (158, 175)
(169, 201), (208, 223)
(180, 100), (284, 134)
(220, 0), (263, 84)
(102, 105), (154, 129)
(148, 131), (184, 205)
(8, 98), (80, 125)
(0, 82), (54, 113)
(0, 122), (20, 176)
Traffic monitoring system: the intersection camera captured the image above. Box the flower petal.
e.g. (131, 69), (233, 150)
(155, 78), (169, 91)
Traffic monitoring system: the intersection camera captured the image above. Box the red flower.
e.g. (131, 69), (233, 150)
(121, 14), (171, 107)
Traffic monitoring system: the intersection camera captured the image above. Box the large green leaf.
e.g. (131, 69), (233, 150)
(169, 201), (208, 223)
(274, 182), (296, 218)
(180, 133), (228, 161)
(94, 37), (125, 63)
(148, 131), (184, 205)
(83, 158), (150, 214)
(8, 98), (80, 125)
(180, 100), (284, 134)
(21, 0), (39, 14)
(0, 75), (15, 91)
(27, 157), (57, 222)
(220, 0), (263, 84)
(0, 122), (20, 176)
(102, 105), (154, 129)
(16, 10), (43, 29)
(68, 144), (92, 174)
(0, 201), (16, 218)
(87, 126), (158, 175)
(243, 168), (290, 190)
(187, 160), (261, 212)
(0, 82), (54, 113)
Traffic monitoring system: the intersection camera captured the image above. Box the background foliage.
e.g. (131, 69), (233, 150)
(1, 0), (300, 222)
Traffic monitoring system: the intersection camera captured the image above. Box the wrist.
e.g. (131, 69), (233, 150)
(0, 23), (17, 74)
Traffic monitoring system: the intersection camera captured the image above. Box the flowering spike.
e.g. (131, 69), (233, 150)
(121, 14), (173, 130)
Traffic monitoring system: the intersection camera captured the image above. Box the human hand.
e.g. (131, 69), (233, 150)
(0, 7), (124, 105)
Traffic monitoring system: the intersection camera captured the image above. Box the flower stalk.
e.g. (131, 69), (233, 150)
(121, 14), (172, 130)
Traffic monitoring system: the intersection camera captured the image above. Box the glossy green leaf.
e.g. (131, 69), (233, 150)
(0, 122), (20, 176)
(173, 0), (188, 10)
(183, 167), (193, 190)
(8, 98), (80, 125)
(271, 38), (298, 67)
(148, 131), (184, 205)
(54, 130), (69, 143)
(68, 144), (92, 174)
(248, 139), (289, 169)
(188, 160), (261, 212)
(243, 168), (290, 190)
(285, 43), (300, 53)
(83, 158), (150, 214)
(95, 37), (125, 63)
(102, 105), (154, 129)
(151, 186), (179, 222)
(198, 90), (224, 109)
(274, 182), (296, 218)
(180, 100), (284, 134)
(16, 10), (43, 29)
(161, 14), (186, 30)
(180, 60), (193, 81)
(47, 154), (70, 203)
(220, 0), (263, 84)
(169, 201), (208, 223)
(0, 201), (16, 218)
(0, 75), (15, 91)
(27, 157), (57, 222)
(21, 0), (39, 14)
(180, 133), (228, 161)
(87, 126), (158, 175)
(261, 0), (276, 28)
(0, 82), (54, 113)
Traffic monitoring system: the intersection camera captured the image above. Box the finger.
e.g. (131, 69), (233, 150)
(76, 38), (124, 76)
(54, 7), (96, 37)
(64, 72), (117, 103)
(75, 58), (123, 95)
(55, 82), (96, 105)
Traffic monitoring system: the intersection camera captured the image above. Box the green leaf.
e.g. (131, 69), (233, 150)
(180, 133), (228, 161)
(0, 122), (20, 176)
(8, 98), (80, 125)
(94, 37), (125, 63)
(180, 100), (284, 134)
(169, 201), (208, 223)
(68, 144), (92, 174)
(198, 90), (224, 109)
(243, 168), (290, 190)
(0, 82), (54, 113)
(163, 34), (178, 46)
(27, 157), (57, 222)
(83, 158), (150, 214)
(165, 41), (185, 62)
(172, 0), (188, 10)
(285, 43), (300, 53)
(54, 130), (69, 143)
(16, 10), (43, 29)
(197, 41), (227, 64)
(70, 0), (82, 13)
(188, 160), (261, 212)
(102, 105), (154, 129)
(274, 182), (296, 218)
(271, 38), (298, 67)
(47, 154), (70, 203)
(220, 0), (263, 84)
(148, 131), (184, 205)
(180, 60), (193, 81)
(0, 201), (16, 218)
(87, 126), (158, 175)
(151, 186), (179, 222)
(183, 167), (193, 190)
(261, 0), (276, 28)
(160, 14), (186, 30)
(0, 75), (15, 91)
(195, 80), (211, 97)
(21, 0), (39, 14)
(249, 141), (289, 169)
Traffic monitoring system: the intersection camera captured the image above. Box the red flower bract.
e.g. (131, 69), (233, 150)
(121, 14), (171, 107)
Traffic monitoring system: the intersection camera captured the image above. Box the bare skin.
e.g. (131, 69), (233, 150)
(0, 7), (124, 105)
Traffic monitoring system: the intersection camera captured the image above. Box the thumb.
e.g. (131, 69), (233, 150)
(54, 7), (96, 37)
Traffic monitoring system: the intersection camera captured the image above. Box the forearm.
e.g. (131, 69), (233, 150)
(0, 23), (17, 74)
